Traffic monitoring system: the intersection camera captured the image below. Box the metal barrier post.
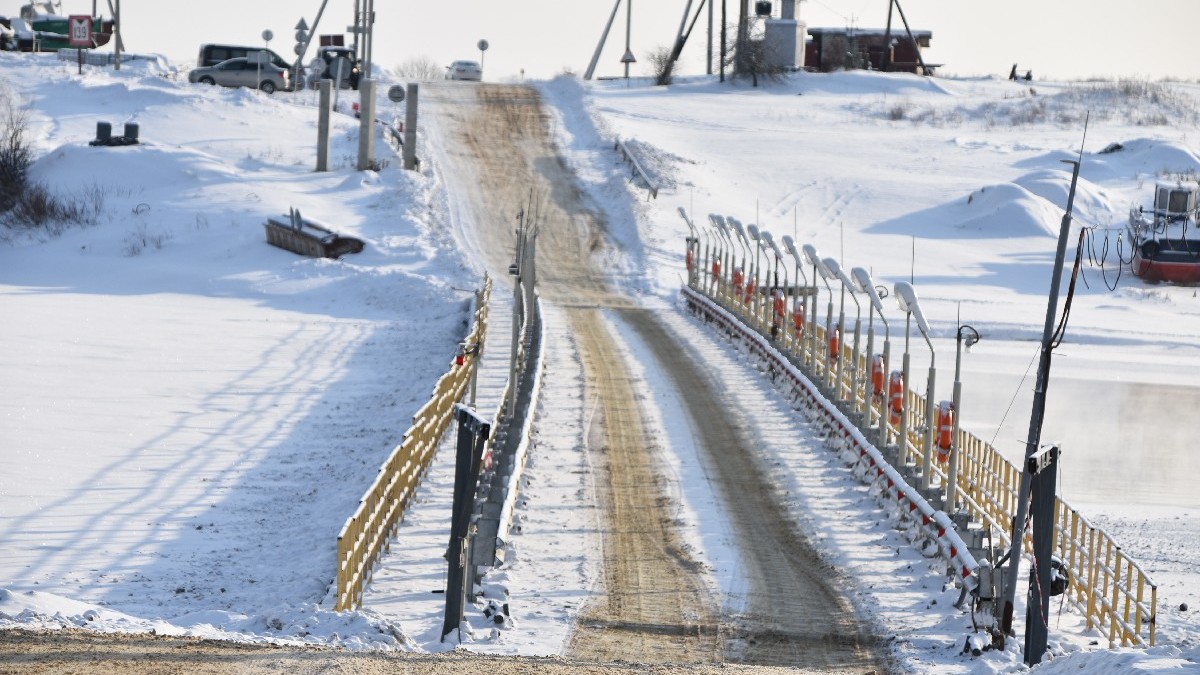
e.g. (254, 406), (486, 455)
(442, 405), (491, 642)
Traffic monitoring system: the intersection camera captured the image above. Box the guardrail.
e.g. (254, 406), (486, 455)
(614, 138), (659, 199)
(683, 285), (981, 587)
(683, 221), (1156, 648)
(334, 275), (492, 612)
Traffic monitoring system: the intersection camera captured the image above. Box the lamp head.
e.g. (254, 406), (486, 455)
(820, 256), (843, 281)
(677, 207), (696, 235)
(708, 214), (726, 230)
(729, 217), (747, 240)
(747, 223), (760, 241)
(851, 267), (884, 312)
(781, 234), (798, 256)
(894, 281), (931, 337)
(761, 231), (784, 258)
(801, 243), (820, 267)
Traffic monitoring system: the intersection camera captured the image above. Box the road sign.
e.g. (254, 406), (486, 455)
(68, 15), (92, 47)
(262, 29), (274, 42)
(295, 18), (309, 31)
(477, 39), (489, 52)
(621, 48), (637, 64)
(387, 85), (405, 103)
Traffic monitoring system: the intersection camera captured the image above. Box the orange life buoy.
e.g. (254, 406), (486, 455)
(888, 370), (904, 426)
(937, 400), (954, 460)
(792, 302), (805, 337)
(773, 292), (786, 324)
(744, 276), (756, 305)
(871, 355), (884, 396)
(732, 267), (745, 295)
(711, 258), (721, 280)
(828, 325), (841, 360)
(686, 248), (694, 272)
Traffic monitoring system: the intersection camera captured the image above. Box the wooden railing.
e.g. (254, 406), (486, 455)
(334, 276), (492, 611)
(690, 256), (1156, 647)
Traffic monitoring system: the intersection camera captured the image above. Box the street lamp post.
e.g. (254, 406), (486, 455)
(829, 259), (862, 413)
(729, 218), (753, 308)
(762, 231), (788, 341)
(678, 208), (702, 289)
(781, 236), (809, 358)
(822, 259), (848, 401)
(895, 281), (936, 492)
(704, 215), (724, 297)
(801, 244), (831, 384)
(949, 319), (980, 512)
(852, 268), (889, 447)
(747, 225), (764, 327)
(713, 218), (734, 303)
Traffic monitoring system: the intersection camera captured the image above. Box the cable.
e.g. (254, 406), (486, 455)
(1050, 229), (1086, 350)
(988, 345), (1040, 450)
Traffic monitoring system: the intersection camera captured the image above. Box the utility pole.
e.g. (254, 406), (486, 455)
(112, 0), (120, 70)
(364, 0), (375, 80)
(735, 0), (748, 74)
(707, 0), (713, 74)
(882, 0), (894, 71)
(999, 138), (1086, 659)
(623, 0), (634, 79)
(719, 0), (726, 82)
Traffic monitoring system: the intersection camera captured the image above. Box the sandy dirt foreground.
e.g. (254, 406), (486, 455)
(0, 629), (861, 675)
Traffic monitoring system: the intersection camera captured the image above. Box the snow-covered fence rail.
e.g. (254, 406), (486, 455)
(334, 275), (492, 612)
(681, 284), (981, 586)
(614, 138), (658, 199)
(681, 220), (1156, 648)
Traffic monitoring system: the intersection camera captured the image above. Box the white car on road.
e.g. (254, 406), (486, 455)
(445, 60), (482, 82)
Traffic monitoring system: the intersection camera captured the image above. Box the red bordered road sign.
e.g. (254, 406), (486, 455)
(68, 15), (92, 47)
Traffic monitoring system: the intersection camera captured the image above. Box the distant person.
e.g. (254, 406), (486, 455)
(1024, 70), (1033, 81)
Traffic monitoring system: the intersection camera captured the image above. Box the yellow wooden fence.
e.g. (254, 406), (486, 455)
(334, 276), (492, 611)
(694, 268), (1156, 647)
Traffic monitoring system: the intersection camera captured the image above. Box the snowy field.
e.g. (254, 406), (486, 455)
(1, 52), (1197, 674)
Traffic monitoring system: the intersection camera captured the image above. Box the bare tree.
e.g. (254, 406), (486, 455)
(721, 22), (785, 87)
(647, 45), (675, 86)
(390, 56), (443, 82)
(0, 80), (32, 213)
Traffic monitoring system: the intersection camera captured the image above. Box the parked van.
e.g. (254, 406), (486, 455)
(196, 44), (291, 70)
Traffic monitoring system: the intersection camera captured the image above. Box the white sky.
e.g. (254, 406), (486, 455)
(13, 1), (1200, 81)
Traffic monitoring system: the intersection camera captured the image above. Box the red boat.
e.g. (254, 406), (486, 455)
(1128, 182), (1200, 284)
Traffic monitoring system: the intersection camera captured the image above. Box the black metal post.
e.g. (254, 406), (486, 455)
(1000, 158), (1082, 644)
(1025, 445), (1059, 665)
(442, 405), (491, 642)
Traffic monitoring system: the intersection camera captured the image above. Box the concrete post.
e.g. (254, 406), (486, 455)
(317, 79), (332, 171)
(356, 79), (376, 170)
(403, 83), (419, 170)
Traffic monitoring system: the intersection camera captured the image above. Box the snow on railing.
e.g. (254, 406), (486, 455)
(334, 276), (492, 612)
(682, 284), (981, 588)
(681, 229), (1157, 648)
(614, 138), (658, 199)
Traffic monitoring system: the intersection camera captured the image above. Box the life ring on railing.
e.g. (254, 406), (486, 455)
(871, 354), (885, 396)
(792, 302), (805, 338)
(772, 291), (786, 326)
(888, 370), (904, 426)
(744, 276), (756, 305)
(937, 400), (954, 461)
(829, 325), (841, 360)
(732, 267), (745, 296)
(711, 257), (721, 280)
(686, 248), (694, 272)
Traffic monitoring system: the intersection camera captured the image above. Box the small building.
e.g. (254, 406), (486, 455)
(805, 27), (933, 74)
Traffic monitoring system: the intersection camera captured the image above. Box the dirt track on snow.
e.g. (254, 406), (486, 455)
(424, 83), (887, 672)
(2, 83), (887, 675)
